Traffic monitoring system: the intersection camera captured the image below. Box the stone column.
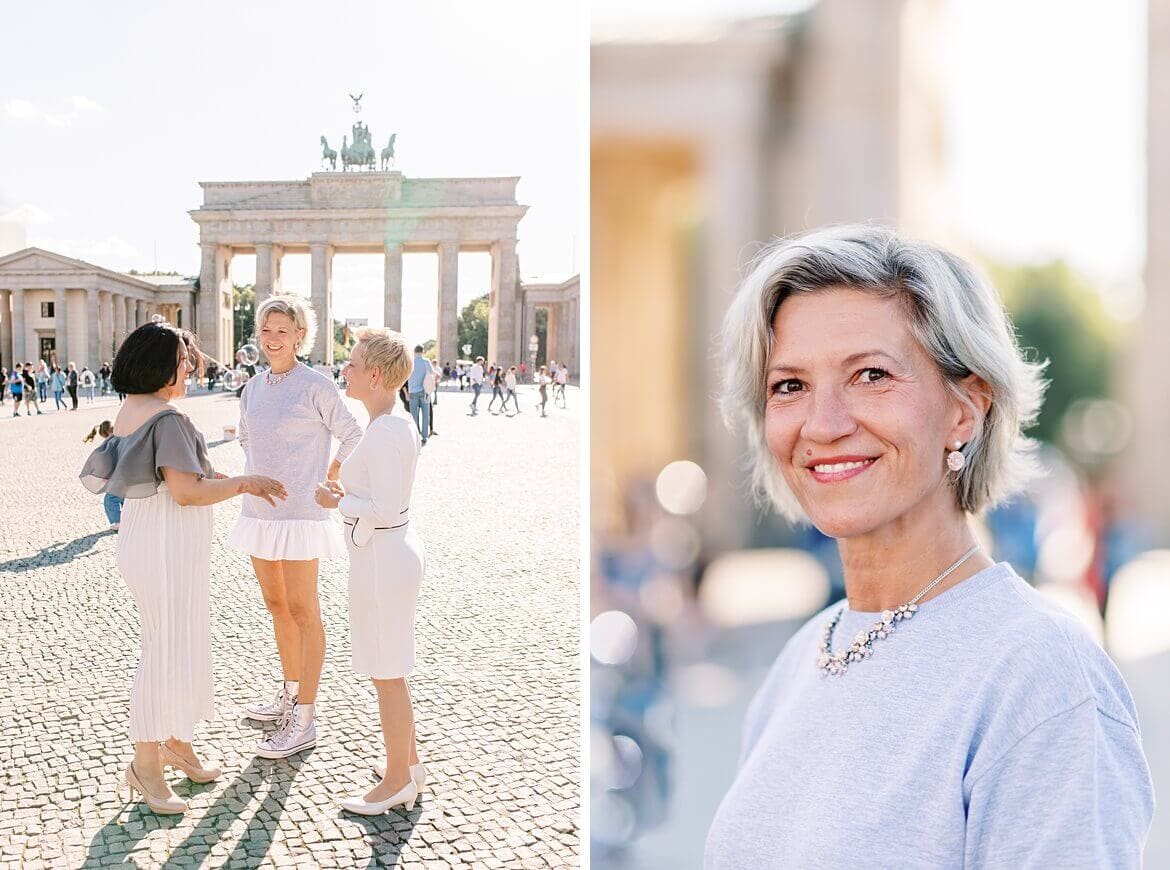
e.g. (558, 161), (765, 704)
(384, 243), (403, 331)
(488, 239), (518, 366)
(99, 291), (114, 363)
(198, 243), (233, 363)
(255, 243), (282, 308)
(136, 299), (147, 332)
(12, 288), (25, 363)
(124, 296), (135, 332)
(113, 292), (125, 350)
(437, 241), (459, 363)
(86, 289), (100, 370)
(54, 288), (69, 367)
(0, 290), (11, 369)
(310, 243), (333, 365)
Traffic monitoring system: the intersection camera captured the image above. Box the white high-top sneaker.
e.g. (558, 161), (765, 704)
(256, 703), (317, 759)
(245, 683), (296, 723)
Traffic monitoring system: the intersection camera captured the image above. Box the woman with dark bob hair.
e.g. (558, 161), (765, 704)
(80, 322), (287, 815)
(704, 226), (1154, 867)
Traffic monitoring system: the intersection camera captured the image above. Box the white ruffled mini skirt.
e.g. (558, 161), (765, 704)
(228, 515), (347, 561)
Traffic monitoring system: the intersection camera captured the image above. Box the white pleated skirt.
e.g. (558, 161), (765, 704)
(347, 523), (425, 680)
(117, 484), (215, 742)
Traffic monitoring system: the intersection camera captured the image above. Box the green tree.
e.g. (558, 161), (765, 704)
(232, 284), (255, 356)
(457, 293), (489, 361)
(334, 318), (352, 362)
(988, 259), (1120, 446)
(535, 308), (548, 366)
(422, 338), (437, 360)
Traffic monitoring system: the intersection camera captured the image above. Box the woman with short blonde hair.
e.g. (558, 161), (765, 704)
(316, 325), (428, 815)
(704, 225), (1153, 866)
(229, 292), (362, 760)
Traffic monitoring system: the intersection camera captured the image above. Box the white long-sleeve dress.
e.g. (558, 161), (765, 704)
(229, 364), (362, 561)
(338, 412), (424, 679)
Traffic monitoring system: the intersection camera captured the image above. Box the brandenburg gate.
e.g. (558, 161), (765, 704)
(189, 171), (528, 366)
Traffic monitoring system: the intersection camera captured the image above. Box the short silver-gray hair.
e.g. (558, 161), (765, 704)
(720, 224), (1047, 522)
(255, 294), (317, 356)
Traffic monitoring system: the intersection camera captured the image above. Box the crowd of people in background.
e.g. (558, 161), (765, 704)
(1, 358), (123, 415)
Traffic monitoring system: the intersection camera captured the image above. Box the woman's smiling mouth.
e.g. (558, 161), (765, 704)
(806, 456), (878, 483)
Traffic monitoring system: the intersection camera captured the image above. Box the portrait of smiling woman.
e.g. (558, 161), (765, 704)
(703, 226), (1155, 867)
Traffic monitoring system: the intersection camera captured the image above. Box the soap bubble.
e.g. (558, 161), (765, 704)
(238, 343), (260, 366)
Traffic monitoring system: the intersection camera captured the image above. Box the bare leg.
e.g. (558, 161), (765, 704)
(364, 677), (415, 801)
(251, 557), (301, 682)
(131, 741), (177, 798)
(282, 559), (324, 703)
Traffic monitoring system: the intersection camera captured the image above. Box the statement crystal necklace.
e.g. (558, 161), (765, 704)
(265, 365), (297, 386)
(817, 544), (981, 677)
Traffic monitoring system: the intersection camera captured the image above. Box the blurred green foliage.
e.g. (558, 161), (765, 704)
(988, 259), (1121, 446)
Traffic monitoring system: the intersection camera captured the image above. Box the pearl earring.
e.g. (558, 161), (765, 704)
(946, 440), (966, 472)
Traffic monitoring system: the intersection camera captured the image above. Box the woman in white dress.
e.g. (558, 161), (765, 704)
(229, 295), (363, 759)
(80, 322), (287, 814)
(315, 327), (426, 815)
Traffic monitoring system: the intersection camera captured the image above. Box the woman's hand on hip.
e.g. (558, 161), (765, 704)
(236, 475), (288, 506)
(315, 481), (343, 509)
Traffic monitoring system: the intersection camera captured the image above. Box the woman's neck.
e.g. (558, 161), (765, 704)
(837, 492), (993, 612)
(268, 357), (297, 375)
(362, 392), (396, 423)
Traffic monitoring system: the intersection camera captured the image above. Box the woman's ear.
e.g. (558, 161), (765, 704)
(949, 373), (992, 445)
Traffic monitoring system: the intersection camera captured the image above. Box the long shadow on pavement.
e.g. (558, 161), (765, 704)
(0, 530), (113, 573)
(80, 754), (306, 869)
(349, 794), (423, 868)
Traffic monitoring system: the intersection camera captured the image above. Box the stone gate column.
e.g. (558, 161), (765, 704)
(0, 290), (12, 369)
(86, 289), (100, 370)
(198, 243), (233, 363)
(124, 296), (135, 333)
(488, 239), (518, 366)
(99, 290), (114, 363)
(113, 292), (125, 350)
(136, 299), (147, 332)
(54, 289), (69, 366)
(255, 243), (282, 307)
(310, 243), (333, 365)
(437, 241), (459, 363)
(523, 300), (537, 363)
(12, 288), (26, 363)
(384, 243), (403, 331)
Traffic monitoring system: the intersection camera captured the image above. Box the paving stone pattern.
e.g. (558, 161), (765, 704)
(0, 384), (581, 868)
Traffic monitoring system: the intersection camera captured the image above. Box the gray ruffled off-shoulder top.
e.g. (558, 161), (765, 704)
(80, 409), (214, 499)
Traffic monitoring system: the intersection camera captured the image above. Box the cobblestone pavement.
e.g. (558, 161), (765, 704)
(0, 383), (582, 868)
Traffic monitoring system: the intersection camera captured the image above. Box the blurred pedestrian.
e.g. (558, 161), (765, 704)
(51, 365), (66, 409)
(406, 345), (431, 447)
(555, 364), (568, 407)
(9, 366), (25, 416)
(22, 363), (42, 415)
(535, 366), (551, 417)
(66, 362), (79, 410)
(504, 366), (520, 415)
(704, 226), (1153, 867)
(36, 360), (49, 402)
(100, 361), (112, 396)
(424, 358), (439, 437)
(468, 356), (485, 415)
(81, 366), (97, 403)
(488, 367), (505, 415)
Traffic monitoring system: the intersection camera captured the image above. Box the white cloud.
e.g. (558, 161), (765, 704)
(72, 95), (104, 112)
(5, 99), (39, 119)
(43, 113), (74, 127)
(1, 204), (52, 226)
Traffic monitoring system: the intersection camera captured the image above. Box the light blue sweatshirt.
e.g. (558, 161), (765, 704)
(705, 563), (1154, 868)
